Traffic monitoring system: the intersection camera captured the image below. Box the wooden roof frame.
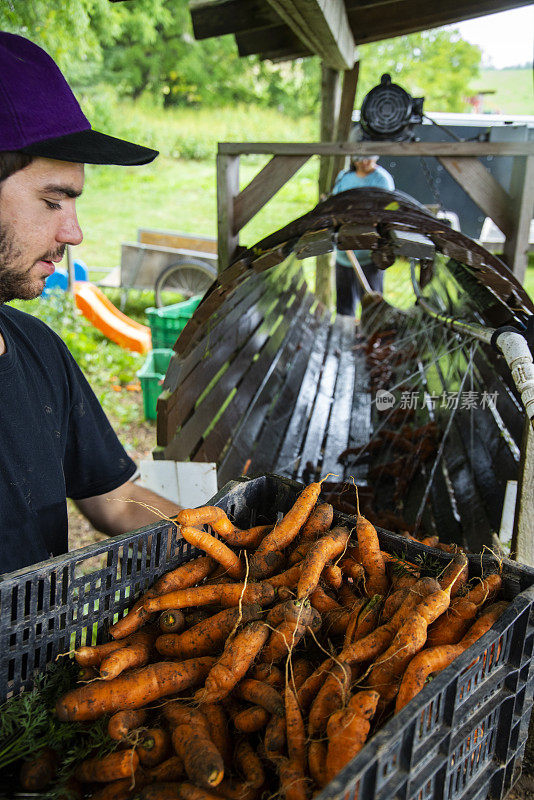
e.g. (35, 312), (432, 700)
(189, 0), (533, 66)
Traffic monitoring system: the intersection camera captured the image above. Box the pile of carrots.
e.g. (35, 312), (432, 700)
(29, 480), (508, 799)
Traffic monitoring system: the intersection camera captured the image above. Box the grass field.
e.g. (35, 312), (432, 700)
(473, 68), (534, 115)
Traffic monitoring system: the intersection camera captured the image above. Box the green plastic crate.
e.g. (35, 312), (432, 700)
(145, 295), (202, 349)
(137, 348), (173, 420)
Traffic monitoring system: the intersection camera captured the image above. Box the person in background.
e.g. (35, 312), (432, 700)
(0, 32), (181, 574)
(332, 154), (395, 316)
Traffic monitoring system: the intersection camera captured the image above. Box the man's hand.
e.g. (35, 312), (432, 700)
(75, 481), (182, 537)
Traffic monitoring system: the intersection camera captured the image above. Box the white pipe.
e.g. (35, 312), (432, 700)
(495, 330), (534, 423)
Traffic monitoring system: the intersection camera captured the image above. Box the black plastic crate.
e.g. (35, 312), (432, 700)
(1, 474), (534, 800)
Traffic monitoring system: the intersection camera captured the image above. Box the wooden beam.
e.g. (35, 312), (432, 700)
(190, 0), (278, 39)
(346, 0), (534, 45)
(218, 142), (534, 157)
(316, 64), (341, 308)
(438, 156), (514, 239)
(233, 155), (311, 234)
(511, 421), (534, 566)
(265, 0), (357, 70)
(502, 155), (534, 283)
(328, 61), (360, 192)
(236, 26), (311, 60)
(217, 154), (240, 271)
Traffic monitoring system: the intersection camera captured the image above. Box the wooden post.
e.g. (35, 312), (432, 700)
(316, 63), (341, 308)
(502, 155), (534, 284)
(511, 420), (534, 566)
(328, 61), (360, 192)
(217, 153), (240, 272)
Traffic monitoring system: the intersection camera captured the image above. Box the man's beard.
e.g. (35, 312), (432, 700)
(0, 223), (64, 304)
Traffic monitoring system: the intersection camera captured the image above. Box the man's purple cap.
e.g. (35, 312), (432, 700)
(0, 32), (158, 165)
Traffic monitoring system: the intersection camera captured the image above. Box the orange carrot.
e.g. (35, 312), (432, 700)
(203, 703), (232, 772)
(237, 679), (284, 716)
(325, 691), (379, 783)
(278, 757), (309, 800)
(296, 526), (350, 599)
(267, 564), (303, 589)
(152, 556), (216, 595)
(464, 573), (502, 607)
(108, 708), (148, 741)
(144, 583), (274, 613)
(308, 661), (351, 736)
(155, 604), (262, 660)
(74, 639), (128, 667)
(264, 715), (287, 759)
(260, 617), (309, 664)
(300, 503), (334, 539)
(198, 621), (270, 703)
(381, 588), (410, 621)
(171, 718), (224, 789)
(144, 756), (185, 783)
(438, 553), (469, 598)
(100, 629), (155, 680)
(56, 657), (216, 721)
(19, 748), (57, 791)
(356, 515), (388, 596)
(218, 525), (272, 550)
(285, 682), (306, 771)
(426, 598), (478, 647)
(232, 706), (270, 734)
(158, 609), (186, 634)
(234, 740), (265, 789)
(308, 740), (327, 788)
(249, 482), (324, 578)
(324, 598), (367, 637)
(309, 587), (341, 614)
(367, 587), (453, 702)
(343, 595), (382, 648)
(297, 657), (334, 710)
(110, 588), (160, 640)
(137, 728), (171, 767)
(179, 525), (244, 579)
(75, 750), (139, 783)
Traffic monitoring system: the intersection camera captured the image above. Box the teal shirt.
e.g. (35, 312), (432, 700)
(332, 165), (395, 267)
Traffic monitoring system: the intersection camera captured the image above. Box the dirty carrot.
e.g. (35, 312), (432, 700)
(75, 750), (139, 783)
(159, 609), (186, 634)
(234, 740), (265, 789)
(237, 678), (284, 716)
(171, 718), (224, 789)
(285, 682), (306, 771)
(137, 728), (171, 767)
(308, 661), (351, 736)
(144, 583), (274, 613)
(203, 703), (232, 771)
(179, 525), (244, 580)
(300, 502), (334, 539)
(108, 708), (148, 741)
(426, 598), (478, 647)
(356, 514), (388, 597)
(99, 629), (155, 680)
(249, 481), (324, 578)
(156, 604), (262, 660)
(152, 556), (216, 595)
(19, 748), (57, 792)
(325, 691), (379, 784)
(198, 621), (270, 703)
(74, 639), (128, 667)
(297, 526), (350, 599)
(55, 657), (216, 721)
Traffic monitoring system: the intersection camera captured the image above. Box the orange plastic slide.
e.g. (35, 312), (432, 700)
(74, 282), (152, 354)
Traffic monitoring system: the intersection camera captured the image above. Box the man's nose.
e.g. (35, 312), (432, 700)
(57, 209), (83, 246)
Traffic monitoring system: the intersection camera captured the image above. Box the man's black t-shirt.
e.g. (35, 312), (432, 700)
(0, 304), (137, 574)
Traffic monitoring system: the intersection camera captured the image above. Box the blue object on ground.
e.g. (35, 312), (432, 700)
(42, 259), (88, 296)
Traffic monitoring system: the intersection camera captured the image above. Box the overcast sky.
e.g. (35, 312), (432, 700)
(449, 6), (534, 68)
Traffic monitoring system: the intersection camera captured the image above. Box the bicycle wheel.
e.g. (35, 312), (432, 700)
(154, 257), (217, 308)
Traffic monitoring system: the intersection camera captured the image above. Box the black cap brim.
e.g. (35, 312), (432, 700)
(20, 128), (158, 166)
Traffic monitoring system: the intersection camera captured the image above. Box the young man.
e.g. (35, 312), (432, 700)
(332, 155), (395, 316)
(0, 32), (181, 573)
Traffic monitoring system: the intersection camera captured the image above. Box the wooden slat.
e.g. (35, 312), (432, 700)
(502, 155), (534, 282)
(218, 142), (534, 157)
(251, 305), (327, 478)
(233, 155), (311, 234)
(265, 0), (357, 70)
(217, 153), (239, 271)
(236, 25), (310, 59)
(341, 345), (372, 484)
(512, 422), (534, 566)
(438, 157), (513, 239)
(295, 321), (345, 482)
(218, 293), (321, 484)
(161, 277), (304, 459)
(138, 229), (217, 255)
(194, 282), (312, 465)
(190, 0), (280, 39)
(321, 316), (359, 478)
(276, 322), (331, 478)
(345, 0), (534, 45)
